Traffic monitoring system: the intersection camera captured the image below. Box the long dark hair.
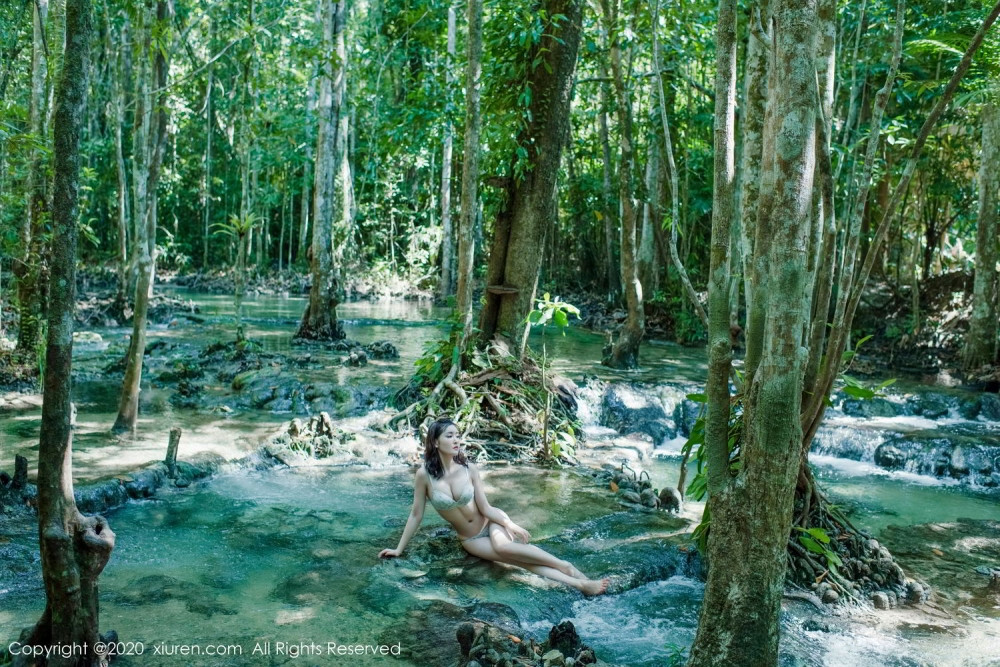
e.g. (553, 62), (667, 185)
(423, 417), (467, 479)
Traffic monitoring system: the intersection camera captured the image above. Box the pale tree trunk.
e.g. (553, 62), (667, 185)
(602, 0), (643, 369)
(598, 61), (619, 301)
(455, 0), (482, 349)
(297, 0), (346, 341)
(964, 102), (1000, 369)
(803, 0), (837, 391)
(638, 134), (658, 296)
(22, 1), (116, 663)
(15, 0), (49, 354)
(652, 9), (708, 332)
(202, 20), (214, 269)
(113, 0), (171, 434)
(739, 0), (770, 378)
(107, 4), (130, 319)
(689, 1), (818, 665)
(477, 0), (582, 355)
(334, 3), (354, 269)
(438, 3), (457, 300)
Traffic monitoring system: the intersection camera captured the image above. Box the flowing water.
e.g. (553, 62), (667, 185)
(2, 289), (998, 666)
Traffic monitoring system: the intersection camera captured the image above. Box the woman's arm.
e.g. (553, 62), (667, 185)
(469, 464), (532, 542)
(379, 468), (429, 558)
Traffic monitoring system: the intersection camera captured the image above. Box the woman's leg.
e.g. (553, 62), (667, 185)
(461, 536), (607, 594)
(486, 523), (580, 576)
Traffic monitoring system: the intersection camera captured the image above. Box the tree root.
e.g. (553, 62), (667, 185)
(787, 463), (908, 604)
(387, 343), (579, 463)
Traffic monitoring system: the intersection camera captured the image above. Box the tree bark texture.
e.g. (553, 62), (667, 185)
(297, 0), (346, 341)
(113, 0), (171, 434)
(25, 1), (117, 663)
(15, 0), (49, 354)
(456, 0), (482, 349)
(688, 1), (818, 665)
(477, 0), (582, 355)
(438, 4), (457, 299)
(739, 0), (770, 379)
(601, 0), (643, 369)
(965, 102), (1000, 369)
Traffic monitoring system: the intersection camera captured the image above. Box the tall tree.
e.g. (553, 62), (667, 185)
(689, 0), (818, 663)
(23, 0), (117, 662)
(438, 3), (457, 300)
(14, 0), (49, 354)
(112, 0), (171, 434)
(477, 0), (583, 355)
(964, 102), (1000, 370)
(296, 0), (346, 341)
(455, 0), (482, 349)
(601, 0), (644, 369)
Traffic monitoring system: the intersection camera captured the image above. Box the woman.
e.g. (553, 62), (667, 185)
(379, 417), (609, 595)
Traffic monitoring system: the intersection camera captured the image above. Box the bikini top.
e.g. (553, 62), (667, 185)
(429, 480), (474, 511)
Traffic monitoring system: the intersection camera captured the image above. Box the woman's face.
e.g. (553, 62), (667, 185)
(437, 425), (461, 455)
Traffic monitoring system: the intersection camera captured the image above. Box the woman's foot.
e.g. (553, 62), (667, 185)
(579, 577), (610, 596)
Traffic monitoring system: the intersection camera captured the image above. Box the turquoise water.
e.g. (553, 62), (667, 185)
(2, 290), (999, 665)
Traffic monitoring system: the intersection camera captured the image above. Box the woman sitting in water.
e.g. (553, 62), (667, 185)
(379, 417), (609, 596)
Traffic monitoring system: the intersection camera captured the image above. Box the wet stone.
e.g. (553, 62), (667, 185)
(980, 393), (1000, 421)
(871, 592), (890, 609)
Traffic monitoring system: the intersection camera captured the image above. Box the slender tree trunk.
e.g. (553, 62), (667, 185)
(602, 0), (643, 369)
(638, 134), (658, 296)
(689, 1), (818, 665)
(438, 3), (457, 300)
(598, 62), (619, 301)
(739, 1), (771, 379)
(107, 5), (130, 319)
(965, 102), (1000, 369)
(477, 0), (582, 355)
(15, 0), (49, 354)
(202, 20), (214, 269)
(334, 3), (353, 269)
(113, 0), (170, 434)
(652, 11), (709, 332)
(23, 1), (116, 662)
(455, 0), (482, 349)
(296, 0), (346, 341)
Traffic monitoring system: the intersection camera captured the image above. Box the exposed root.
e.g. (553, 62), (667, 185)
(386, 340), (580, 463)
(787, 463), (908, 604)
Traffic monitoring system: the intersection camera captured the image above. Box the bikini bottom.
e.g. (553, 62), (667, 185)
(460, 520), (493, 542)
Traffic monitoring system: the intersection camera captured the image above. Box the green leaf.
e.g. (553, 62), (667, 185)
(799, 536), (826, 555)
(553, 310), (568, 328)
(686, 393), (707, 403)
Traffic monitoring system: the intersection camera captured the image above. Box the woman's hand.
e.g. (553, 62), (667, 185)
(505, 522), (532, 543)
(378, 548), (402, 559)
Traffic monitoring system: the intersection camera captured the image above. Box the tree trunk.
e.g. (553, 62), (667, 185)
(296, 0), (346, 341)
(455, 0), (482, 349)
(202, 20), (214, 269)
(22, 1), (117, 662)
(113, 0), (171, 435)
(477, 0), (582, 355)
(107, 4), (130, 320)
(598, 62), (619, 301)
(638, 134), (658, 296)
(688, 1), (818, 665)
(602, 0), (643, 369)
(438, 4), (457, 300)
(739, 1), (771, 379)
(15, 0), (49, 354)
(965, 102), (1000, 369)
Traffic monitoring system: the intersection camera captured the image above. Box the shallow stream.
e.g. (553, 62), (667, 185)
(2, 290), (998, 665)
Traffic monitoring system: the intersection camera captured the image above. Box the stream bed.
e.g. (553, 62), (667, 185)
(2, 289), (999, 665)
